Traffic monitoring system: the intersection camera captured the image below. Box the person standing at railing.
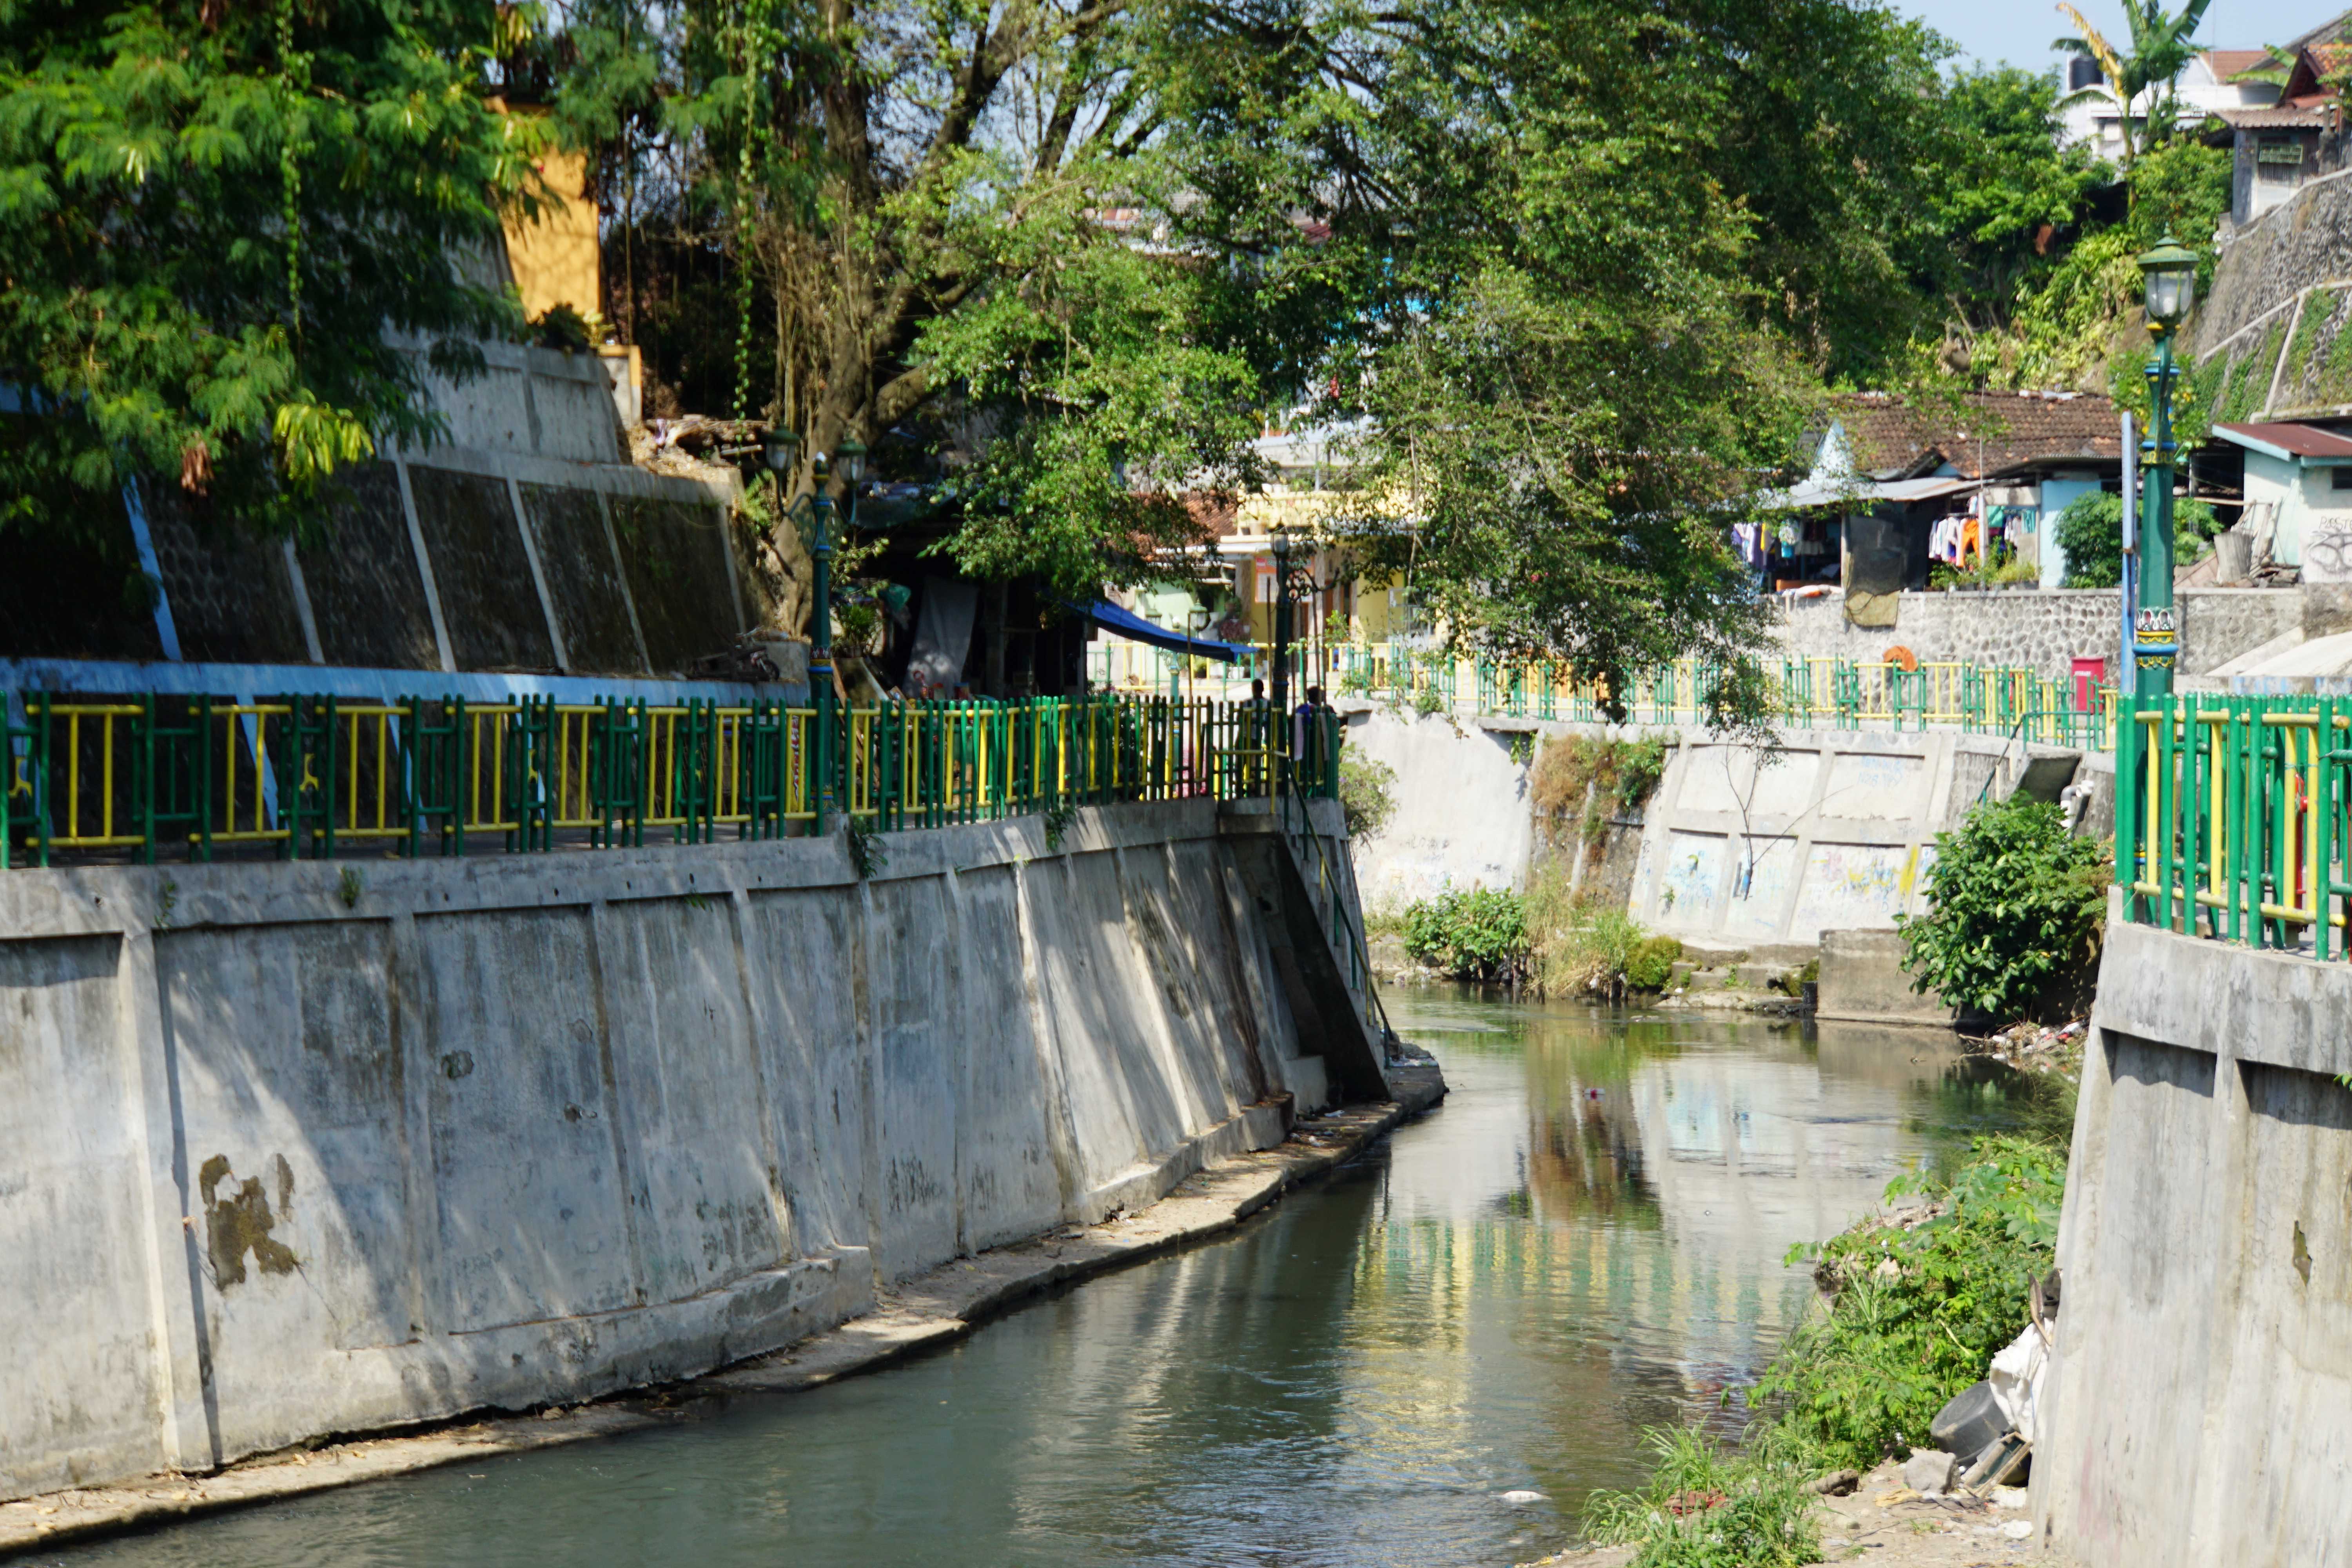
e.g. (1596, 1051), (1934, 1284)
(1291, 686), (1338, 794)
(1241, 678), (1273, 795)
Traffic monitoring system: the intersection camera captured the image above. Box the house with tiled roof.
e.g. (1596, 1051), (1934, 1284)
(1787, 391), (2123, 601)
(2060, 44), (2285, 171)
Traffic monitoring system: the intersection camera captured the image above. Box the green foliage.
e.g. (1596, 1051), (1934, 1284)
(1749, 1136), (2067, 1466)
(2054, 490), (2221, 589)
(1897, 798), (2108, 1021)
(1623, 935), (1684, 991)
(1336, 752), (1397, 840)
(533, 304), (595, 354)
(1532, 734), (1671, 839)
(1523, 866), (1648, 996)
(1402, 886), (1530, 982)
(1931, 66), (2101, 331)
(0, 2), (533, 544)
(844, 813), (887, 880)
(1581, 1426), (1822, 1568)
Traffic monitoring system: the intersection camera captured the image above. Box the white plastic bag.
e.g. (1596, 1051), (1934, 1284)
(1987, 1323), (2049, 1445)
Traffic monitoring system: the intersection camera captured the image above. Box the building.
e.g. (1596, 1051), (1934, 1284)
(1777, 392), (2123, 612)
(1089, 421), (1417, 691)
(2059, 45), (2285, 170)
(2209, 15), (2351, 230)
(2210, 420), (2352, 568)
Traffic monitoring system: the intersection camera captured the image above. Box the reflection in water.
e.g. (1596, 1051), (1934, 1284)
(49, 992), (2066, 1568)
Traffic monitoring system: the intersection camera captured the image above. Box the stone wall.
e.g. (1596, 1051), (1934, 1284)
(2190, 167), (2352, 359)
(1773, 588), (2298, 681)
(2036, 913), (2352, 1566)
(0, 798), (1379, 1501)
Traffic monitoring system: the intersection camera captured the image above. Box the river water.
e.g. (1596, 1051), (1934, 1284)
(44, 991), (2065, 1568)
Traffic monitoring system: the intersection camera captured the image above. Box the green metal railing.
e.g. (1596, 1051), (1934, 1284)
(1118, 638), (2118, 748)
(2, 692), (1340, 870)
(2116, 692), (2352, 958)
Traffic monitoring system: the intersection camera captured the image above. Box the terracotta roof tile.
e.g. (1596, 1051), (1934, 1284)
(2206, 48), (2274, 80)
(1829, 391), (2121, 480)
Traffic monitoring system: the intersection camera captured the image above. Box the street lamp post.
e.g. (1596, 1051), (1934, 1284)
(2133, 234), (2199, 699)
(761, 427), (866, 822)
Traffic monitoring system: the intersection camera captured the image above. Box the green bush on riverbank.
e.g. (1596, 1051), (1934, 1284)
(1749, 1133), (2066, 1467)
(1896, 797), (2107, 1023)
(1583, 1134), (2068, 1557)
(1401, 886), (1530, 982)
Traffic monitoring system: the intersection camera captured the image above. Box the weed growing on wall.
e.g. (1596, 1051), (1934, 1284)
(1530, 735), (1668, 852)
(1337, 753), (1397, 840)
(1896, 797), (2107, 1021)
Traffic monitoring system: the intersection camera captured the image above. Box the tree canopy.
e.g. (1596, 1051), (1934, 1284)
(0, 1), (538, 539)
(0, 0), (2244, 708)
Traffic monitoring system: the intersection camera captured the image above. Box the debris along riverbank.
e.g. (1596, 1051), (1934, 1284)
(1529, 1456), (2067, 1567)
(0, 1068), (1443, 1561)
(1530, 1129), (2076, 1568)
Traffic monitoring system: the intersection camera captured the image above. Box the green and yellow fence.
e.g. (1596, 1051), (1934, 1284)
(1103, 637), (2117, 748)
(2, 692), (1340, 869)
(2116, 693), (2352, 958)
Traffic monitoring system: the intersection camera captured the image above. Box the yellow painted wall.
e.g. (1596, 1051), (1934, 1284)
(503, 143), (601, 323)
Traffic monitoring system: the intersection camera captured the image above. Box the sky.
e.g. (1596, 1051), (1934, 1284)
(1898, 0), (2345, 73)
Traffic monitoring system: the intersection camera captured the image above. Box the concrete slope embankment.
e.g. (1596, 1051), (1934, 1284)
(0, 1071), (1441, 1558)
(0, 797), (1392, 1505)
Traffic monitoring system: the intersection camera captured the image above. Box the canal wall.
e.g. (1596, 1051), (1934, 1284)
(1343, 707), (2112, 956)
(0, 798), (1381, 1501)
(2036, 911), (2352, 1566)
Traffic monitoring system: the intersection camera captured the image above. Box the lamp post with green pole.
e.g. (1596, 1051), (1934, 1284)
(760, 427), (867, 823)
(2132, 234), (2199, 699)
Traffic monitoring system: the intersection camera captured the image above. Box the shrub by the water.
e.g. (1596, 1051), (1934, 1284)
(1581, 1427), (1821, 1568)
(1400, 886), (1529, 981)
(1896, 796), (2106, 1022)
(1622, 935), (1684, 991)
(1745, 1134), (2067, 1467)
(1584, 1134), (2068, 1554)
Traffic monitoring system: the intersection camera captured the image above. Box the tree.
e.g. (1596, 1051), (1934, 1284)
(1931, 67), (2102, 342)
(1298, 0), (1817, 723)
(2055, 0), (2217, 171)
(0, 1), (538, 542)
(2053, 489), (2220, 588)
(550, 0), (1312, 603)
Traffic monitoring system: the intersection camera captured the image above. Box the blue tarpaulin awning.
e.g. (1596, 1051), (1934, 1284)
(1080, 600), (1254, 663)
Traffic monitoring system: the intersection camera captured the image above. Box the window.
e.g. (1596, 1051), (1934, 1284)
(2331, 467), (2352, 492)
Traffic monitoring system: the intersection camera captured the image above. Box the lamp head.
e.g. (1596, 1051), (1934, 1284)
(809, 449), (830, 483)
(760, 425), (799, 475)
(2136, 234), (2198, 329)
(834, 436), (867, 484)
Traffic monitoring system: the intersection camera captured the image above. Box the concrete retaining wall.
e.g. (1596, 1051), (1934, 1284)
(1625, 727), (2096, 952)
(2037, 913), (2352, 1566)
(1339, 708), (1534, 911)
(0, 799), (1374, 1501)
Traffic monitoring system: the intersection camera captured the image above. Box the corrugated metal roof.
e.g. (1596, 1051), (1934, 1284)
(2215, 421), (2352, 460)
